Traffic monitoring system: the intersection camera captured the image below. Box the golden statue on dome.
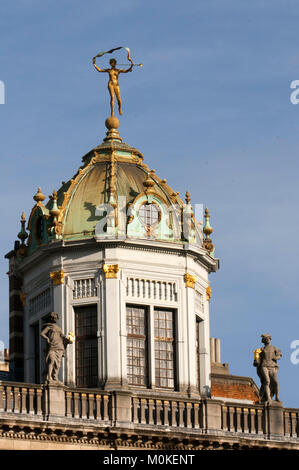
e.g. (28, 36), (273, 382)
(92, 46), (142, 121)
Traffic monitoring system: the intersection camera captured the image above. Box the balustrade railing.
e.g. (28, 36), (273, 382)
(283, 409), (299, 438)
(0, 380), (299, 442)
(131, 396), (202, 429)
(65, 389), (111, 421)
(221, 403), (265, 435)
(0, 382), (44, 416)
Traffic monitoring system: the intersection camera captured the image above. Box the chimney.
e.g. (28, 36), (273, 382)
(210, 338), (229, 375)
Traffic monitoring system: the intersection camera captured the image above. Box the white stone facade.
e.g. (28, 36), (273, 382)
(21, 238), (217, 397)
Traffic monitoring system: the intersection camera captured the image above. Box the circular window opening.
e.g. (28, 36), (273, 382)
(138, 203), (160, 226)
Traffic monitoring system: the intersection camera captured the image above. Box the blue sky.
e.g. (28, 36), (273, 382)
(1, 0), (299, 406)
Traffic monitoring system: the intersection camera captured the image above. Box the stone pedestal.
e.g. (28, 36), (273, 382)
(202, 399), (222, 432)
(113, 391), (131, 426)
(266, 401), (284, 437)
(45, 383), (66, 419)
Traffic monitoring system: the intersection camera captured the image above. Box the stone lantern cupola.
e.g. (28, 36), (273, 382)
(6, 111), (218, 398)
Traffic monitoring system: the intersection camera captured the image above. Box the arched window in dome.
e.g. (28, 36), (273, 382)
(126, 194), (173, 240)
(138, 202), (161, 227)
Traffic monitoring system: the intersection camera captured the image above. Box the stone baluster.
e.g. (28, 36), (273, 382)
(194, 402), (200, 428)
(163, 401), (170, 426)
(88, 394), (95, 419)
(0, 384), (4, 412)
(140, 398), (146, 424)
(186, 402), (192, 428)
(95, 394), (102, 420)
(148, 399), (154, 424)
(132, 397), (139, 424)
(28, 388), (35, 414)
(257, 409), (263, 434)
(103, 395), (109, 421)
(36, 388), (43, 415)
(243, 408), (249, 433)
(73, 392), (80, 418)
(156, 400), (162, 426)
(65, 391), (72, 417)
(6, 386), (12, 412)
(178, 401), (185, 427)
(222, 406), (228, 431)
(81, 393), (87, 419)
(21, 387), (28, 413)
(13, 387), (21, 413)
(171, 401), (177, 426)
(236, 407), (242, 432)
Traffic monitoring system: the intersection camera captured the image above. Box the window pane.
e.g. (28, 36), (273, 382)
(75, 305), (98, 387)
(126, 305), (148, 386)
(154, 308), (175, 389)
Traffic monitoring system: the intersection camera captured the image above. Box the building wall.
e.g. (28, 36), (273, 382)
(19, 240), (213, 396)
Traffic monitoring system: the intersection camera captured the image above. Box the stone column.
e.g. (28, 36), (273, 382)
(64, 276), (75, 387)
(177, 279), (188, 393)
(198, 286), (212, 397)
(103, 264), (122, 389)
(184, 273), (197, 396)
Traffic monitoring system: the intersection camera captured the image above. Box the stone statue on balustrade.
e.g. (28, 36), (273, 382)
(253, 333), (282, 404)
(41, 312), (74, 384)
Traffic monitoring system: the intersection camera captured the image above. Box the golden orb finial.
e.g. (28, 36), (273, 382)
(33, 187), (46, 205)
(50, 189), (60, 218)
(143, 172), (155, 193)
(185, 191), (191, 204)
(17, 211), (28, 256)
(203, 207), (214, 254)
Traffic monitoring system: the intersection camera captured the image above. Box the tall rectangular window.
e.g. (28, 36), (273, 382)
(75, 305), (98, 387)
(126, 305), (148, 386)
(154, 308), (175, 389)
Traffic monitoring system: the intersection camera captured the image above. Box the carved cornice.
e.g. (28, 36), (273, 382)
(0, 422), (296, 450)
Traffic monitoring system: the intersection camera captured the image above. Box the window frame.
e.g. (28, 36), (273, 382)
(126, 304), (149, 387)
(74, 304), (98, 388)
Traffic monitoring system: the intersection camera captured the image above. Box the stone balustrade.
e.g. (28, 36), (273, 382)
(0, 382), (44, 415)
(0, 380), (299, 446)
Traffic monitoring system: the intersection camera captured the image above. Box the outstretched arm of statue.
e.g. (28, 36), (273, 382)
(92, 57), (107, 73)
(119, 59), (134, 74)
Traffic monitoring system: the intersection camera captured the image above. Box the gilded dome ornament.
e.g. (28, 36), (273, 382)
(48, 190), (63, 238)
(92, 46), (142, 119)
(143, 173), (155, 194)
(33, 187), (46, 205)
(17, 212), (28, 257)
(203, 207), (214, 254)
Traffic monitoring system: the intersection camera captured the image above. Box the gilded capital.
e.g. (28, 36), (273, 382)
(19, 292), (26, 307)
(50, 270), (65, 286)
(206, 286), (211, 301)
(103, 264), (119, 279)
(184, 273), (196, 289)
